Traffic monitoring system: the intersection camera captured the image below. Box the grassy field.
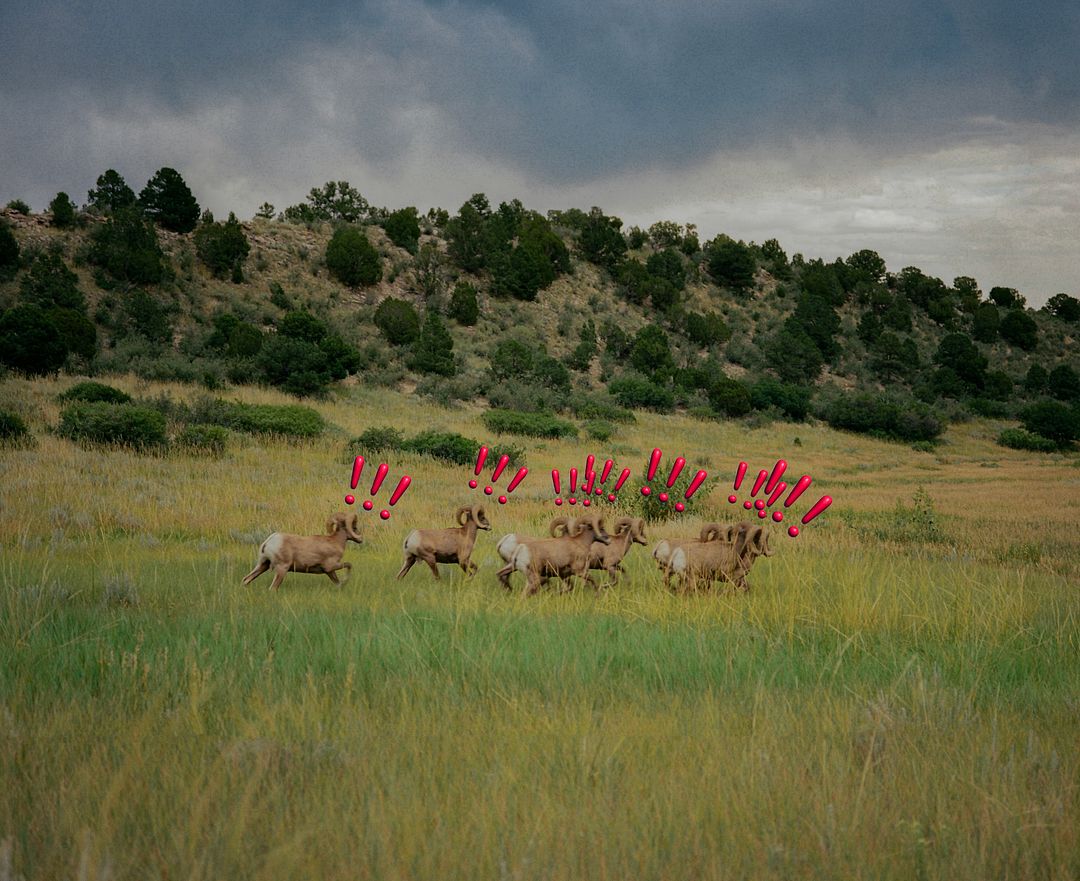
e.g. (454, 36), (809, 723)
(2, 374), (1079, 880)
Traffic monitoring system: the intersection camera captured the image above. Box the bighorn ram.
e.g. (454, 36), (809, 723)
(588, 516), (647, 586)
(652, 522), (737, 579)
(495, 518), (570, 563)
(666, 522), (773, 593)
(241, 512), (363, 590)
(497, 513), (611, 594)
(396, 505), (491, 579)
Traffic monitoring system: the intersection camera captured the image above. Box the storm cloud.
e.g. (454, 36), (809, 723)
(2, 0), (1078, 302)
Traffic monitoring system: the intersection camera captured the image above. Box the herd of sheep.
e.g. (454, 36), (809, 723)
(242, 505), (774, 594)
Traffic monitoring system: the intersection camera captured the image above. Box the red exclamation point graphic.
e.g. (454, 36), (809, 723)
(552, 469), (563, 506)
(677, 469), (708, 513)
(346, 455), (365, 505)
(585, 454), (595, 478)
(730, 461), (748, 504)
(486, 454), (509, 496)
(765, 459), (787, 494)
(365, 463), (389, 511)
(569, 467), (578, 505)
(470, 446), (488, 490)
(659, 456), (685, 503)
(582, 470), (595, 507)
(790, 494), (832, 537)
(784, 475), (812, 507)
(767, 482), (788, 521)
(382, 475), (411, 520)
(610, 467), (631, 502)
(599, 459), (614, 497)
(642, 448), (662, 496)
(500, 467), (528, 504)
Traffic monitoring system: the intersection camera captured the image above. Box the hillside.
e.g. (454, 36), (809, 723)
(2, 188), (1079, 450)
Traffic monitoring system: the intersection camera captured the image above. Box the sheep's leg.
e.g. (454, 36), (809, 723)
(496, 564), (514, 590)
(396, 555), (418, 579)
(269, 564), (289, 591)
(460, 557), (479, 577)
(419, 552), (441, 579)
(525, 569), (542, 596)
(242, 560), (270, 585)
(326, 562), (351, 586)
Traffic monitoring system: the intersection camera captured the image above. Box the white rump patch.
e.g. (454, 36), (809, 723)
(261, 533), (284, 560)
(653, 540), (671, 563)
(402, 529), (421, 555)
(496, 533), (519, 562)
(513, 545), (531, 572)
(669, 547), (687, 572)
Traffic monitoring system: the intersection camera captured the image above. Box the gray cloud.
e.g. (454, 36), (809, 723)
(1, 0), (1078, 303)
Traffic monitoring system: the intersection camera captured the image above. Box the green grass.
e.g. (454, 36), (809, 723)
(2, 373), (1079, 880)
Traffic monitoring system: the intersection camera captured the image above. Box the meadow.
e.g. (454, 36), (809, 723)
(2, 374), (1078, 880)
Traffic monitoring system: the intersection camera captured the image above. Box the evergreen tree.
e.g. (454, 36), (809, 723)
(384, 207), (421, 254)
(49, 192), (77, 228)
(705, 237), (755, 293)
(0, 304), (67, 374)
(87, 169), (136, 214)
(194, 212), (250, 278)
(325, 226), (381, 287)
(448, 281), (479, 326)
(139, 167), (200, 233)
(410, 310), (455, 376)
(972, 301), (1000, 342)
(0, 223), (17, 278)
(999, 309), (1038, 350)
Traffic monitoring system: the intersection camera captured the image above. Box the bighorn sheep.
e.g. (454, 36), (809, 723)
(497, 513), (611, 595)
(652, 522), (737, 578)
(241, 512), (363, 590)
(495, 518), (570, 563)
(588, 516), (647, 586)
(666, 522), (773, 593)
(396, 505), (491, 579)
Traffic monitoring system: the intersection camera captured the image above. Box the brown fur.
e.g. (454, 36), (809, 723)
(241, 512), (363, 590)
(396, 505), (491, 579)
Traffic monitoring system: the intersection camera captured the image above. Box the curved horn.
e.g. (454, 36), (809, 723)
(326, 515), (339, 534)
(474, 505), (491, 528)
(346, 512), (363, 541)
(698, 522), (723, 542)
(734, 522), (753, 558)
(455, 506), (470, 526)
(549, 516), (571, 537)
(612, 516), (633, 535)
(633, 517), (647, 543)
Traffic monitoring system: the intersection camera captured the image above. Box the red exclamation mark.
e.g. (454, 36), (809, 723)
(381, 475), (411, 520)
(789, 495), (832, 537)
(676, 469), (708, 512)
(609, 467), (631, 502)
(470, 446), (488, 490)
(642, 448), (663, 496)
(364, 463), (389, 511)
(569, 467), (578, 505)
(346, 455), (365, 505)
(552, 469), (563, 506)
(499, 467), (528, 504)
(729, 461), (748, 503)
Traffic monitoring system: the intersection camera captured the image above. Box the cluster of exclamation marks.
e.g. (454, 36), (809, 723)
(639, 448), (708, 512)
(469, 446), (528, 504)
(551, 458), (631, 506)
(728, 459), (832, 537)
(345, 456), (412, 520)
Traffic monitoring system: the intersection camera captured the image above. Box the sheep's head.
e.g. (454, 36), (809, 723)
(735, 522), (771, 559)
(573, 513), (610, 545)
(614, 516), (647, 545)
(326, 512), (364, 543)
(700, 522), (736, 543)
(752, 525), (773, 558)
(473, 505), (492, 530)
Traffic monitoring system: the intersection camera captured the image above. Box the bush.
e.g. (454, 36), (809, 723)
(0, 304), (67, 375)
(707, 376), (752, 417)
(482, 409), (576, 438)
(88, 207), (166, 285)
(584, 419), (614, 441)
(383, 207), (421, 254)
(59, 381), (132, 404)
(5, 199), (30, 214)
(705, 237), (755, 293)
(409, 310), (456, 376)
(403, 431), (476, 465)
(608, 375), (674, 412)
(58, 402), (168, 448)
(374, 297), (420, 345)
(999, 309), (1038, 350)
(189, 398), (325, 437)
(49, 192), (77, 228)
(566, 392), (636, 423)
(749, 378), (811, 421)
(351, 426), (406, 452)
(20, 251), (85, 311)
(0, 223), (18, 275)
(177, 424), (228, 454)
(997, 428), (1058, 453)
(1019, 400), (1080, 447)
(194, 212), (250, 277)
(816, 390), (944, 442)
(685, 311), (731, 347)
(0, 410), (30, 444)
(345, 428), (524, 468)
(448, 281), (480, 325)
(1048, 365), (1080, 401)
(86, 170), (136, 215)
(326, 225), (381, 287)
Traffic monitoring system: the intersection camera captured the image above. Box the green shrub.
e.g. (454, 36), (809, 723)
(5, 199), (31, 214)
(88, 207), (166, 285)
(326, 225), (381, 287)
(139, 167), (200, 233)
(1019, 400), (1080, 447)
(997, 428), (1058, 453)
(374, 297), (420, 345)
(344, 427), (524, 467)
(816, 390), (944, 442)
(383, 207), (421, 254)
(608, 375), (674, 412)
(968, 398), (1010, 419)
(707, 376), (752, 417)
(448, 281), (479, 325)
(0, 223), (19, 276)
(189, 398), (325, 438)
(482, 409), (576, 439)
(351, 426), (406, 453)
(177, 424), (228, 454)
(403, 431), (477, 465)
(566, 392), (636, 423)
(0, 410), (31, 444)
(0, 304), (68, 375)
(59, 381), (132, 404)
(194, 212), (250, 278)
(749, 378), (811, 421)
(58, 402), (168, 448)
(584, 419), (614, 441)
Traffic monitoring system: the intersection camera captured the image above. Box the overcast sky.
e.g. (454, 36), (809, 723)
(2, 0), (1077, 305)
